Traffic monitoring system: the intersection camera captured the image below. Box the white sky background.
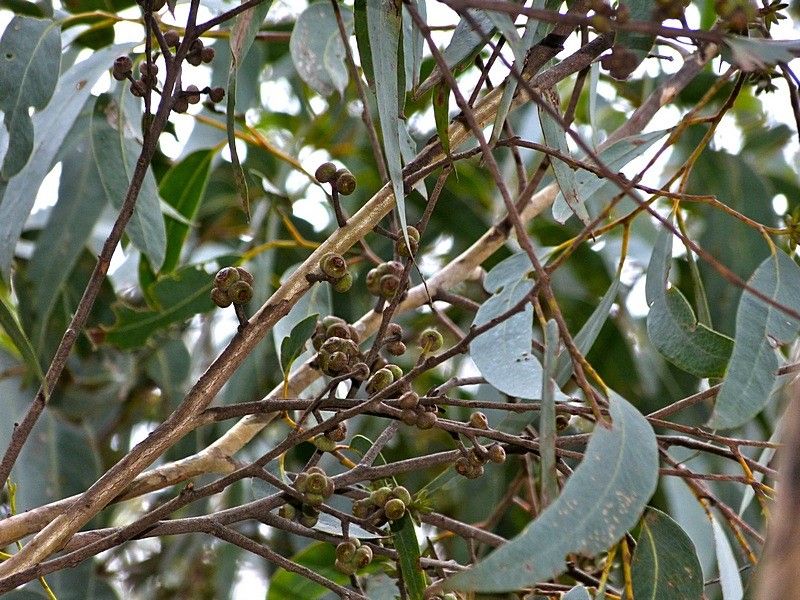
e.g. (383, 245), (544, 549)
(0, 0), (799, 596)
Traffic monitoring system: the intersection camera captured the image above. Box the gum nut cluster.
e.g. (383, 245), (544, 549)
(211, 267), (254, 308)
(315, 162), (357, 195)
(397, 390), (437, 430)
(278, 467), (335, 528)
(384, 322), (406, 356)
(366, 260), (404, 299)
(312, 316), (368, 379)
(365, 362), (404, 397)
(319, 252), (353, 292)
(335, 538), (373, 575)
(395, 225), (420, 258)
(455, 443), (506, 480)
(351, 485), (412, 524)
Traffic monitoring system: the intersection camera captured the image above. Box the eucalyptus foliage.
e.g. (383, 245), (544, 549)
(0, 0), (799, 598)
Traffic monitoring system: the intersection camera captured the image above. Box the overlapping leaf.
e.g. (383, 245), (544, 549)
(709, 251), (800, 429)
(632, 508), (704, 600)
(0, 16), (60, 178)
(445, 392), (657, 592)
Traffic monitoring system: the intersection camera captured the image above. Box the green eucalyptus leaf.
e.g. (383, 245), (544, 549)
(290, 2), (353, 97)
(710, 513), (744, 600)
(645, 220), (673, 306)
(444, 392), (658, 593)
(391, 514), (426, 600)
(555, 277), (621, 385)
(723, 35), (800, 71)
(158, 149), (214, 273)
(432, 80), (450, 155)
(28, 137), (105, 343)
(279, 312), (318, 375)
(365, 0), (409, 251)
(415, 9), (494, 96)
(89, 95), (166, 269)
(709, 251), (800, 429)
(563, 585), (592, 600)
(538, 88), (590, 226)
(0, 294), (43, 383)
(0, 16), (60, 178)
(401, 0), (424, 90)
(647, 287), (734, 378)
(632, 508), (704, 600)
(552, 130), (669, 223)
(540, 319), (559, 507)
(0, 43), (135, 278)
(101, 265), (215, 349)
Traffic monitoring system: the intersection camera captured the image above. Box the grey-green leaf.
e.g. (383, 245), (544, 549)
(290, 2), (352, 96)
(540, 319), (559, 507)
(0, 294), (43, 384)
(415, 9), (494, 96)
(608, 0), (657, 78)
(0, 16), (60, 178)
(553, 130), (669, 223)
(555, 277), (621, 385)
(723, 35), (800, 71)
(365, 0), (408, 247)
(538, 88), (589, 226)
(563, 585), (591, 600)
(710, 514), (744, 600)
(645, 221), (674, 306)
(647, 287), (734, 378)
(89, 95), (166, 269)
(709, 251), (800, 429)
(470, 256), (539, 399)
(444, 392), (658, 592)
(0, 43), (135, 278)
(632, 508), (704, 600)
(280, 313), (318, 376)
(391, 514), (426, 600)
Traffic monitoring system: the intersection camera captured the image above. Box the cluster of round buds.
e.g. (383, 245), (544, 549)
(382, 322), (406, 356)
(455, 443), (506, 480)
(318, 252), (353, 293)
(311, 422), (348, 452)
(419, 327), (444, 353)
(111, 56), (133, 81)
(315, 162), (357, 195)
(395, 226), (420, 258)
(334, 538), (373, 575)
(315, 334), (367, 379)
(366, 261), (404, 300)
(127, 62), (159, 98)
(278, 467), (335, 528)
(312, 316), (360, 350)
(211, 267), (253, 308)
(365, 363), (403, 397)
(398, 391), (437, 429)
(351, 485), (412, 523)
(186, 38), (216, 66)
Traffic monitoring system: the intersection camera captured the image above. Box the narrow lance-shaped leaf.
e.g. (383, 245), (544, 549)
(390, 514), (426, 600)
(723, 35), (800, 71)
(0, 43), (136, 278)
(158, 148), (214, 273)
(89, 94), (166, 269)
(432, 81), (450, 155)
(444, 392), (658, 593)
(0, 294), (44, 384)
(552, 129), (669, 223)
(632, 508), (704, 600)
(538, 86), (590, 226)
(555, 276), (621, 385)
(710, 513), (744, 600)
(563, 585), (592, 600)
(365, 0), (411, 250)
(0, 16), (60, 179)
(645, 219), (674, 307)
(414, 9), (495, 97)
(540, 319), (559, 507)
(228, 0), (274, 220)
(709, 251), (800, 429)
(280, 313), (318, 376)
